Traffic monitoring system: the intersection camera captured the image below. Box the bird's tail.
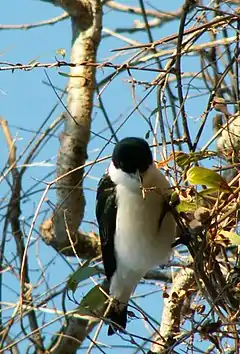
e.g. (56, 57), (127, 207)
(107, 303), (128, 336)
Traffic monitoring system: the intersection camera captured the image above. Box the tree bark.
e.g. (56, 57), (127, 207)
(150, 268), (195, 353)
(40, 0), (102, 258)
(39, 1), (102, 352)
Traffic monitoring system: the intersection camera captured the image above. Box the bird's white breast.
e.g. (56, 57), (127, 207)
(113, 164), (176, 278)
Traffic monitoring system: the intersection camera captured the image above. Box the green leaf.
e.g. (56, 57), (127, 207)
(59, 71), (85, 78)
(170, 191), (180, 207)
(175, 151), (216, 169)
(56, 48), (66, 58)
(176, 201), (196, 213)
(149, 108), (158, 118)
(59, 71), (71, 78)
(78, 285), (107, 316)
(175, 152), (190, 168)
(28, 59), (38, 66)
(28, 56), (40, 65)
(67, 266), (99, 293)
(220, 231), (240, 246)
(186, 166), (231, 192)
(198, 187), (220, 196)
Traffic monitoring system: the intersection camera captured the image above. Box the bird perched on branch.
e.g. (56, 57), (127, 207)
(96, 137), (176, 335)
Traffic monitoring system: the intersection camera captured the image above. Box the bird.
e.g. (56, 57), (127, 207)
(96, 137), (176, 335)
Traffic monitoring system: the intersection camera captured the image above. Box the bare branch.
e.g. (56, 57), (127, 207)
(0, 12), (68, 30)
(0, 118), (44, 353)
(105, 1), (183, 20)
(36, 1), (103, 352)
(112, 13), (239, 51)
(0, 60), (171, 73)
(150, 268), (195, 353)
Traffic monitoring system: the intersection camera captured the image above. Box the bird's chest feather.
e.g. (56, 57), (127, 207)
(114, 184), (173, 273)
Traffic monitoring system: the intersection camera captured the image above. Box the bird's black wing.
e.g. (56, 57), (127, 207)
(96, 173), (117, 281)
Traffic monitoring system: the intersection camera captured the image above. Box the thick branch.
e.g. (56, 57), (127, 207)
(40, 0), (102, 251)
(49, 317), (98, 354)
(39, 1), (102, 352)
(150, 268), (195, 353)
(40, 218), (101, 258)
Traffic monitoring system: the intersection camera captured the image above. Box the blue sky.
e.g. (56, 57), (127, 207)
(0, 0), (232, 352)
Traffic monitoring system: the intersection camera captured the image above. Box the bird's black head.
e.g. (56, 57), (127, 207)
(112, 137), (153, 174)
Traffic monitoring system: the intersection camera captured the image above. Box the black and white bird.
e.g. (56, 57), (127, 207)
(96, 137), (176, 335)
